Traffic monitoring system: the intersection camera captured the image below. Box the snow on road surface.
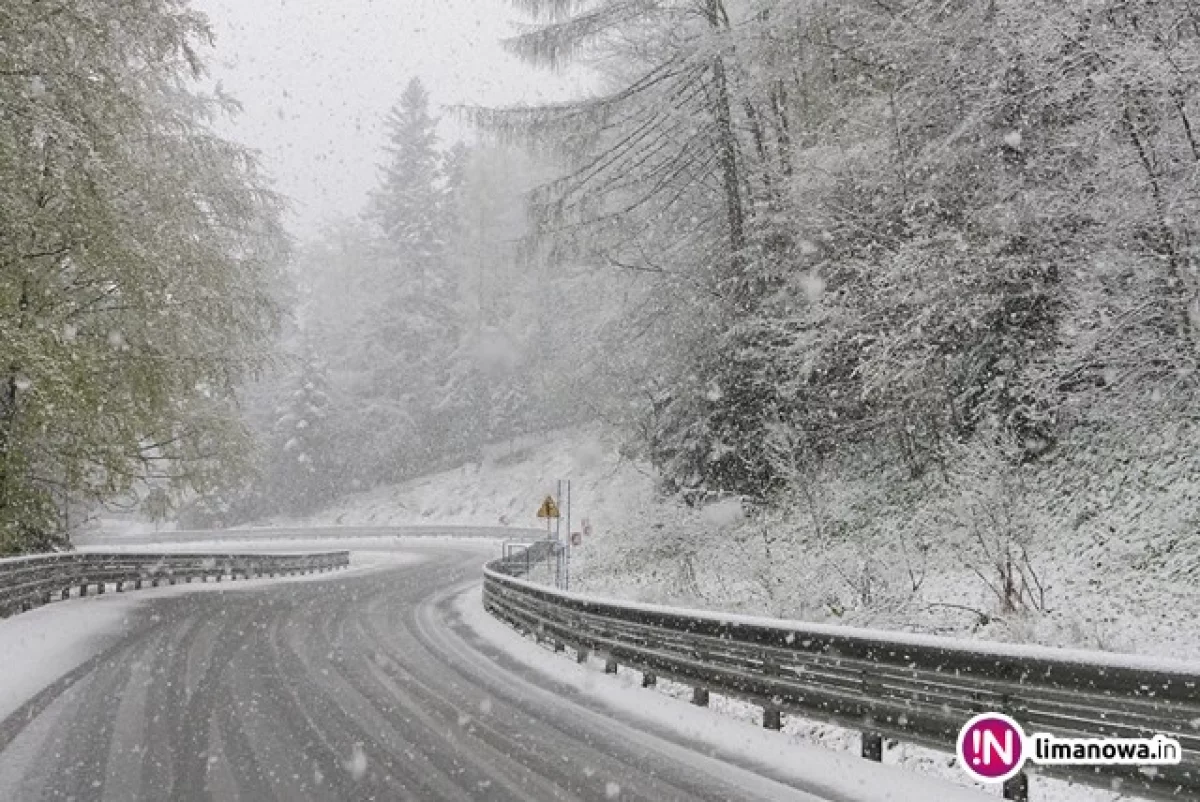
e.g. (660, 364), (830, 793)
(0, 541), (423, 722)
(30, 524), (1171, 802)
(0, 544), (840, 802)
(75, 534), (472, 557)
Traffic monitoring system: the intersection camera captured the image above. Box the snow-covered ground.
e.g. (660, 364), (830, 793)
(460, 429), (1200, 666)
(75, 535), (502, 555)
(273, 428), (656, 534)
(289, 425), (1198, 801)
(0, 595), (138, 721)
(89, 427), (650, 537)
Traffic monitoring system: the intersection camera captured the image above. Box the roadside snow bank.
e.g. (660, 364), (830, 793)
(455, 585), (996, 802)
(0, 596), (137, 720)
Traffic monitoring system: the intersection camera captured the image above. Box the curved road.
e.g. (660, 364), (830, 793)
(0, 543), (830, 802)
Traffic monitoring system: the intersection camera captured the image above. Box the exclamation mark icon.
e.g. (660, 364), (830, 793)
(958, 713), (1025, 783)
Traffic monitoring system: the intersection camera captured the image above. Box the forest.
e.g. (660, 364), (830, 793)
(3, 0), (1200, 584)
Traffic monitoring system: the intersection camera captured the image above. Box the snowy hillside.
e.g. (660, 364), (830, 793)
(275, 427), (658, 537)
(568, 429), (1200, 664)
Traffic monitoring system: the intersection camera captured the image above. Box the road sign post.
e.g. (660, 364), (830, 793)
(536, 494), (561, 582)
(564, 480), (572, 590)
(535, 486), (575, 590)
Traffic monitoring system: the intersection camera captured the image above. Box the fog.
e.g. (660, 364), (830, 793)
(191, 0), (589, 233)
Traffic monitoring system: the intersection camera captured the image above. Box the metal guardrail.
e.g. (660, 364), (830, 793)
(0, 550), (350, 618)
(497, 539), (558, 579)
(484, 551), (1199, 801)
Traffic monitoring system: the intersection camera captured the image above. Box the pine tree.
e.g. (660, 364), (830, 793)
(267, 346), (335, 514)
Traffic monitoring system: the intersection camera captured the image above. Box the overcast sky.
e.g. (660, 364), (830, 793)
(191, 0), (589, 237)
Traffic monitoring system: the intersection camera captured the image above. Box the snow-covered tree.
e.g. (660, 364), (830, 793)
(0, 0), (284, 552)
(370, 78), (445, 277)
(267, 347), (336, 514)
(471, 0), (797, 498)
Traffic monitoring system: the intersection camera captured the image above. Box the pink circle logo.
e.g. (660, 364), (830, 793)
(957, 712), (1027, 783)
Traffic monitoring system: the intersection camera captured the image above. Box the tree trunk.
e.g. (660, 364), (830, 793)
(705, 0), (747, 293)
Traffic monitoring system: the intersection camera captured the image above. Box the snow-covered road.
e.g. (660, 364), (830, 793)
(0, 535), (991, 801)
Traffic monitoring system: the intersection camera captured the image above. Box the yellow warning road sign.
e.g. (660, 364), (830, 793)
(536, 496), (560, 519)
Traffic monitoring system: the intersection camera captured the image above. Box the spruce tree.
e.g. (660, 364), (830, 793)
(361, 78), (461, 477)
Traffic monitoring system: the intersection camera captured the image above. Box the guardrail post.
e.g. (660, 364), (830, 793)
(554, 640), (565, 653)
(605, 658), (618, 674)
(763, 709), (782, 730)
(861, 732), (883, 761)
(642, 672), (657, 688)
(61, 587), (70, 600)
(79, 581), (88, 597)
(97, 581), (105, 594)
(575, 648), (589, 664)
(859, 668), (884, 761)
(997, 693), (1029, 801)
(692, 687), (710, 707)
(1003, 773), (1029, 801)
